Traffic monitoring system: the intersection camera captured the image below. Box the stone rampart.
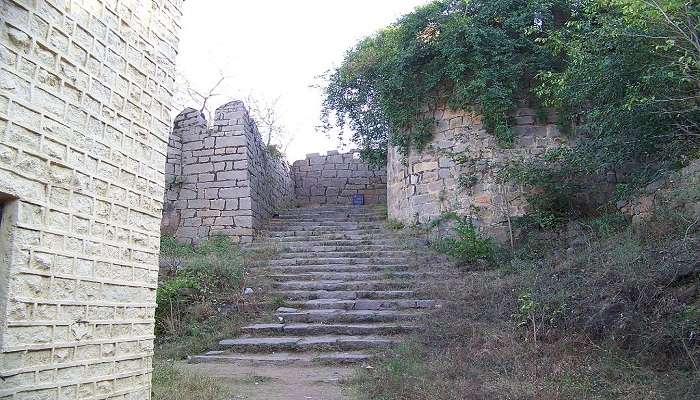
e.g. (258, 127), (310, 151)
(388, 106), (566, 241)
(163, 101), (293, 244)
(0, 0), (182, 398)
(291, 151), (387, 206)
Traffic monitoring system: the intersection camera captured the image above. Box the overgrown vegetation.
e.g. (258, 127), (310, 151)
(152, 360), (232, 400)
(322, 0), (700, 182)
(156, 235), (245, 337)
(153, 236), (264, 397)
(429, 212), (494, 264)
(385, 219), (406, 230)
(354, 181), (700, 399)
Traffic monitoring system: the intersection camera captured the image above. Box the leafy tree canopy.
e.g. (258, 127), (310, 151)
(321, 0), (700, 168)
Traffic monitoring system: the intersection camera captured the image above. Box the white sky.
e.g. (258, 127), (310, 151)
(175, 0), (429, 162)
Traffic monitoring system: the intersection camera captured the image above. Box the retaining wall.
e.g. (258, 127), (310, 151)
(0, 0), (182, 398)
(291, 150), (387, 206)
(388, 106), (568, 241)
(162, 101), (293, 244)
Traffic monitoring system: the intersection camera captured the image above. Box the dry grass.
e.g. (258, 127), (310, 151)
(152, 360), (233, 400)
(352, 187), (700, 399)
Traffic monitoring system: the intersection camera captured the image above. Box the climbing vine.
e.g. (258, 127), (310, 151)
(321, 0), (570, 161)
(321, 0), (700, 170)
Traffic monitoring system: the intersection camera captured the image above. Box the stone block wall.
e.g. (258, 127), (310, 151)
(388, 106), (565, 241)
(618, 159), (700, 225)
(163, 101), (293, 244)
(0, 0), (182, 399)
(291, 151), (387, 206)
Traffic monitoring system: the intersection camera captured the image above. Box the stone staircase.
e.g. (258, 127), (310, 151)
(189, 204), (443, 366)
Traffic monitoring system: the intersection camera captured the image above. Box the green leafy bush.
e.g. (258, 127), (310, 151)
(431, 215), (493, 263)
(321, 0), (567, 161)
(322, 0), (699, 165)
(385, 219), (406, 230)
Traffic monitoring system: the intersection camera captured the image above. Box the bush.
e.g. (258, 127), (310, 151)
(431, 215), (493, 264)
(385, 219), (406, 230)
(323, 1), (699, 165)
(354, 198), (700, 399)
(156, 235), (244, 336)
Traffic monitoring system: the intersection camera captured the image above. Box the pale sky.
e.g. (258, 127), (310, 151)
(175, 0), (429, 162)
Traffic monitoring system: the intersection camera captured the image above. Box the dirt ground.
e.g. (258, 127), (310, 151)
(178, 362), (356, 400)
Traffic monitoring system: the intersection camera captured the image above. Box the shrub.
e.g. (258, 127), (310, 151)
(431, 215), (493, 264)
(156, 235), (244, 336)
(323, 1), (699, 164)
(385, 219), (406, 230)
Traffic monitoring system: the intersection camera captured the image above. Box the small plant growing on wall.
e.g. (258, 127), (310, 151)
(457, 174), (478, 190)
(385, 219), (406, 230)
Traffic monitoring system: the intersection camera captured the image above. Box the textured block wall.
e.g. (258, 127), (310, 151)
(162, 101), (294, 244)
(0, 0), (182, 398)
(291, 151), (387, 206)
(387, 107), (564, 241)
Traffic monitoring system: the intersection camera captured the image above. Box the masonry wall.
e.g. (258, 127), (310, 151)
(618, 159), (700, 225)
(0, 0), (181, 398)
(291, 151), (387, 206)
(163, 101), (294, 244)
(388, 106), (565, 241)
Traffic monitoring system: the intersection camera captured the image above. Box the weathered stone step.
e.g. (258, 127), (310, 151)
(277, 290), (418, 301)
(277, 205), (385, 215)
(265, 229), (398, 238)
(274, 280), (413, 291)
(276, 309), (423, 323)
(188, 351), (373, 366)
(242, 322), (419, 336)
(272, 217), (386, 225)
(266, 250), (413, 260)
(263, 257), (410, 267)
(256, 239), (417, 247)
(263, 233), (405, 242)
(218, 335), (398, 352)
(300, 299), (437, 311)
(256, 245), (409, 254)
(267, 271), (443, 282)
(267, 220), (387, 227)
(253, 264), (416, 274)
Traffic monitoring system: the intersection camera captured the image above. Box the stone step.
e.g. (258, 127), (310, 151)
(188, 351), (374, 366)
(242, 322), (419, 336)
(262, 233), (405, 242)
(253, 264), (416, 274)
(277, 205), (385, 215)
(264, 230), (398, 238)
(272, 217), (386, 225)
(267, 220), (387, 227)
(267, 250), (413, 260)
(263, 257), (410, 267)
(300, 299), (437, 311)
(276, 309), (423, 323)
(267, 271), (442, 282)
(277, 207), (385, 215)
(264, 245), (410, 253)
(273, 280), (413, 291)
(277, 290), (418, 301)
(218, 335), (398, 352)
(253, 239), (419, 247)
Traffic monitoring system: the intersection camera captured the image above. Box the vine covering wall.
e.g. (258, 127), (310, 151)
(388, 105), (569, 240)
